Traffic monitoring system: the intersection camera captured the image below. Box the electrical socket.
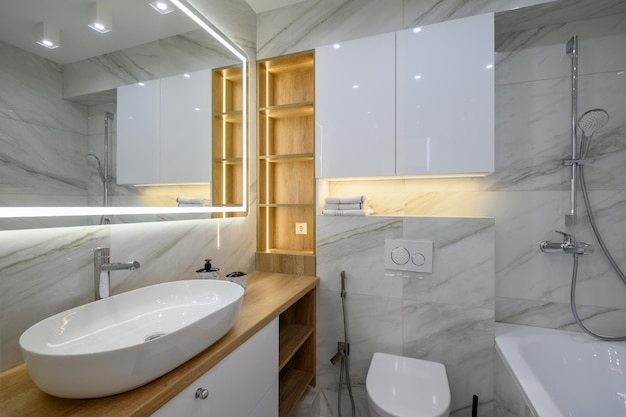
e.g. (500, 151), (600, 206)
(295, 222), (307, 235)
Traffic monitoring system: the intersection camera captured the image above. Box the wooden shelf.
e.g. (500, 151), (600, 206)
(260, 102), (314, 119)
(279, 368), (314, 417)
(259, 153), (314, 162)
(214, 111), (244, 123)
(279, 324), (314, 370)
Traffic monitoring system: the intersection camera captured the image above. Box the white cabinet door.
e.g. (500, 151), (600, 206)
(160, 69), (212, 183)
(117, 79), (160, 185)
(315, 32), (396, 178)
(395, 13), (494, 176)
(117, 69), (213, 185)
(152, 318), (278, 417)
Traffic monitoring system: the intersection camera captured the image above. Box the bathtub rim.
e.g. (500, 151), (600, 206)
(494, 322), (626, 417)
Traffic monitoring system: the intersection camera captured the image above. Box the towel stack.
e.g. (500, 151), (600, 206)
(176, 197), (210, 207)
(323, 195), (373, 216)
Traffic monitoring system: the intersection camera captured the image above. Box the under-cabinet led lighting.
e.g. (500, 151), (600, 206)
(88, 2), (112, 34)
(149, 0), (175, 14)
(36, 22), (60, 49)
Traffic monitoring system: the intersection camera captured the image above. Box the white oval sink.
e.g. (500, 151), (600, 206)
(19, 279), (244, 399)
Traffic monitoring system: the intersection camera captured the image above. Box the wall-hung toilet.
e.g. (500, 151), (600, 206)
(366, 352), (451, 417)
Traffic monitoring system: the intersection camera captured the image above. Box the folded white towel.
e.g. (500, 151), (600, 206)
(323, 203), (363, 210)
(325, 195), (366, 205)
(178, 202), (210, 207)
(176, 197), (210, 205)
(323, 208), (373, 216)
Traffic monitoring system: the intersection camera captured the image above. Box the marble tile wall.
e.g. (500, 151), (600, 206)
(316, 216), (495, 417)
(0, 41), (89, 209)
(259, 1), (625, 416)
(0, 0), (257, 372)
(311, 8), (626, 331)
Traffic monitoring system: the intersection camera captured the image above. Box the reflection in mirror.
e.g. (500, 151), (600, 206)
(0, 0), (247, 226)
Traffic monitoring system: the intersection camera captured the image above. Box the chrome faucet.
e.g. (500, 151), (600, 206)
(540, 230), (594, 255)
(93, 247), (141, 300)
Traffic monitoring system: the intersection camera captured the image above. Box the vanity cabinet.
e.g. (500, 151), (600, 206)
(117, 68), (213, 185)
(315, 13), (494, 179)
(152, 318), (278, 417)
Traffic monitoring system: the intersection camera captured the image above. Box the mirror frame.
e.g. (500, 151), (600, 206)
(0, 0), (248, 220)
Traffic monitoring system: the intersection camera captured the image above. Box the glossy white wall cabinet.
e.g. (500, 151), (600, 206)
(117, 69), (213, 185)
(315, 32), (396, 178)
(315, 13), (494, 179)
(396, 13), (494, 175)
(160, 70), (212, 183)
(117, 79), (160, 185)
(152, 318), (278, 417)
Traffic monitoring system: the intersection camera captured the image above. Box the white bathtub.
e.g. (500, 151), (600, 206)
(495, 323), (626, 417)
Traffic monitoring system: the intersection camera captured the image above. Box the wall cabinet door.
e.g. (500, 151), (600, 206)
(151, 318), (278, 417)
(315, 13), (494, 179)
(117, 69), (213, 185)
(117, 79), (160, 185)
(160, 70), (212, 183)
(315, 32), (396, 178)
(395, 13), (494, 176)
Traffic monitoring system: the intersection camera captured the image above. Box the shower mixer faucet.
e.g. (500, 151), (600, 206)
(540, 231), (594, 255)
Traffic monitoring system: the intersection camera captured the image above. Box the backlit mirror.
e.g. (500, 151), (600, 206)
(0, 0), (247, 228)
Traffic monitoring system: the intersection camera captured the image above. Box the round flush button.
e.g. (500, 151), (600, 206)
(391, 247), (410, 265)
(412, 253), (426, 266)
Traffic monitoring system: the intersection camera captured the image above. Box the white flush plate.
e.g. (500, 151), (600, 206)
(384, 239), (433, 273)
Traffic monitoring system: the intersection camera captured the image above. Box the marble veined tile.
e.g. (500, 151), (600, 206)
(494, 189), (626, 308)
(0, 118), (88, 199)
(317, 291), (403, 394)
(495, 0), (626, 35)
(404, 0), (554, 28)
(108, 217), (256, 293)
(0, 225), (109, 370)
(257, 0), (403, 59)
(495, 297), (626, 335)
(402, 217), (495, 308)
(316, 216), (403, 298)
(496, 12), (626, 86)
(0, 41), (88, 134)
(63, 42), (160, 98)
(159, 30), (241, 78)
(403, 300), (494, 416)
(487, 77), (572, 192)
(403, 191), (495, 217)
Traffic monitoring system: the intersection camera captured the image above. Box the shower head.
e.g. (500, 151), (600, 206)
(578, 109), (609, 137)
(578, 109), (609, 159)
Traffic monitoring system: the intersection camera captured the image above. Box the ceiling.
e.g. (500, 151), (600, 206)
(0, 0), (197, 64)
(244, 0), (310, 14)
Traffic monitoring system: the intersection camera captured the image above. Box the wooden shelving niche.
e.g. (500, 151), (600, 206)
(212, 64), (245, 217)
(278, 288), (316, 417)
(257, 51), (315, 255)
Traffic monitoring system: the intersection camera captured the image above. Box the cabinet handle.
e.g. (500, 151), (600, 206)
(195, 388), (209, 400)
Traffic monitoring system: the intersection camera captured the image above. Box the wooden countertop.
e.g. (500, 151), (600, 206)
(0, 272), (319, 417)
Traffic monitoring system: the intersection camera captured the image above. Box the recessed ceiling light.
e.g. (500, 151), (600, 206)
(149, 1), (175, 14)
(88, 2), (112, 34)
(35, 22), (60, 49)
